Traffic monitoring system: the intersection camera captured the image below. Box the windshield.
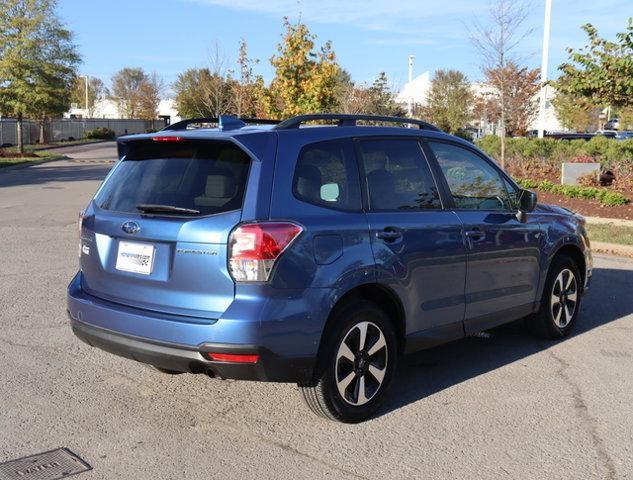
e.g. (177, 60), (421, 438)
(95, 140), (251, 216)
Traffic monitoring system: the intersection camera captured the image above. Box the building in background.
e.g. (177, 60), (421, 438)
(65, 98), (181, 125)
(396, 74), (565, 137)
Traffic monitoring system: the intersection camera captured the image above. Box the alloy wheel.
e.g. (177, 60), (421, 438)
(335, 321), (388, 406)
(550, 268), (578, 328)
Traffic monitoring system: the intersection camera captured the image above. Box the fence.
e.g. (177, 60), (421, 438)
(0, 118), (166, 146)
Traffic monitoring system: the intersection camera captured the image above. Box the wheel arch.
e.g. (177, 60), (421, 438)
(549, 243), (586, 289)
(310, 283), (406, 381)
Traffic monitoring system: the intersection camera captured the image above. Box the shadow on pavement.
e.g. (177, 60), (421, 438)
(0, 163), (112, 188)
(379, 265), (633, 417)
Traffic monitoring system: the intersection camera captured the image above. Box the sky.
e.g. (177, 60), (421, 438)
(57, 0), (629, 95)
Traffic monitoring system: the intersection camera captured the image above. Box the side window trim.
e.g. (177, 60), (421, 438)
(423, 138), (516, 213)
(353, 135), (445, 212)
(291, 137), (363, 212)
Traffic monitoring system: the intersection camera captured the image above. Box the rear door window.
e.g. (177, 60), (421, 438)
(292, 139), (362, 211)
(358, 138), (441, 211)
(95, 140), (250, 216)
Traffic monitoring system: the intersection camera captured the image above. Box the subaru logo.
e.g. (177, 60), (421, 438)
(122, 221), (140, 234)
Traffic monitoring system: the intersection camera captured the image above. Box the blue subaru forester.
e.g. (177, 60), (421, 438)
(68, 114), (592, 422)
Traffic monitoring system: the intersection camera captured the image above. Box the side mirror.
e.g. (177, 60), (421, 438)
(516, 189), (537, 222)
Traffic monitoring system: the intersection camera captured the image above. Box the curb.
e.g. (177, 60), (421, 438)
(585, 216), (633, 228)
(31, 140), (108, 151)
(591, 241), (633, 258)
(0, 155), (68, 172)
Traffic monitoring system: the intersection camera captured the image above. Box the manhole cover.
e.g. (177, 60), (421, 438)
(0, 448), (91, 480)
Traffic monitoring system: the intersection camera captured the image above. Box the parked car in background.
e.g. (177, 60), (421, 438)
(68, 114), (592, 422)
(604, 118), (620, 130)
(615, 131), (633, 141)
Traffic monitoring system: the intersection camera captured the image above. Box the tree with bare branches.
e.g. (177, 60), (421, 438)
(469, 0), (533, 167)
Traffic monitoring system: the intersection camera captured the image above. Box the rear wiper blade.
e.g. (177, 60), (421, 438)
(136, 204), (200, 215)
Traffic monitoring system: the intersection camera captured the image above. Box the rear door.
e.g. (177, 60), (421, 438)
(425, 140), (542, 333)
(356, 137), (466, 343)
(80, 138), (252, 319)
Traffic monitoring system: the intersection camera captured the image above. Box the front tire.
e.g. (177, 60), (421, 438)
(300, 300), (398, 423)
(529, 254), (582, 339)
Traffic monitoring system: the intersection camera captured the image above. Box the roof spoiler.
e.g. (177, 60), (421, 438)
(161, 116), (281, 132)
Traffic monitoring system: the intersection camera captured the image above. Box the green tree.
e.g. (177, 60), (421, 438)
(424, 69), (473, 134)
(70, 76), (107, 117)
(366, 72), (404, 117)
(110, 67), (162, 119)
(556, 19), (633, 110)
(551, 89), (601, 133)
(0, 0), (80, 152)
(173, 68), (234, 118)
(266, 17), (340, 118)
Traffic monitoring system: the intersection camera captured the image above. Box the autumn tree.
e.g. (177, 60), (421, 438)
(485, 62), (539, 136)
(470, 0), (533, 167)
(335, 71), (404, 117)
(110, 67), (161, 119)
(266, 17), (340, 118)
(231, 39), (265, 118)
(551, 89), (601, 133)
(424, 69), (473, 134)
(70, 76), (107, 117)
(556, 19), (633, 111)
(0, 0), (80, 152)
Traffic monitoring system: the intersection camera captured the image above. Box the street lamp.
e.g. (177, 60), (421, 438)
(84, 75), (89, 117)
(408, 54), (415, 118)
(537, 0), (553, 138)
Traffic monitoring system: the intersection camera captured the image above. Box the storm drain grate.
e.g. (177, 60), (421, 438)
(0, 448), (91, 480)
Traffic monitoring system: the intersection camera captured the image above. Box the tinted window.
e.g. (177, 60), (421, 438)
(95, 140), (250, 216)
(428, 141), (512, 211)
(358, 139), (441, 211)
(293, 139), (361, 211)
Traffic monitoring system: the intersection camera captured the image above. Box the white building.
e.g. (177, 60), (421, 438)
(66, 98), (181, 124)
(396, 74), (565, 134)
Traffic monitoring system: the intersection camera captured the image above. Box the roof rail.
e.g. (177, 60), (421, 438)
(273, 114), (442, 132)
(162, 115), (281, 132)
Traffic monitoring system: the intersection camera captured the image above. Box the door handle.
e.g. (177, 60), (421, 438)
(376, 228), (402, 241)
(465, 228), (484, 241)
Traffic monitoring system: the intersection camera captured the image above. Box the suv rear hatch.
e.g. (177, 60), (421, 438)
(80, 138), (251, 320)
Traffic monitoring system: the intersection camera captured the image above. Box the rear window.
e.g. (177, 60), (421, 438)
(95, 140), (250, 216)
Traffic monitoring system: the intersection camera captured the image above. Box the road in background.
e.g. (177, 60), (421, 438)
(1, 144), (632, 479)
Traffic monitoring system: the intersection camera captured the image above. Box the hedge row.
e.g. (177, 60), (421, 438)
(475, 135), (633, 170)
(85, 127), (116, 140)
(517, 178), (629, 207)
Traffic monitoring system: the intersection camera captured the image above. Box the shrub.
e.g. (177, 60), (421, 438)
(516, 178), (629, 206)
(85, 127), (115, 140)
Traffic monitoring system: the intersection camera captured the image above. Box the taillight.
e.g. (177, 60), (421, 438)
(152, 136), (184, 142)
(228, 222), (302, 282)
(206, 353), (259, 363)
(77, 209), (85, 258)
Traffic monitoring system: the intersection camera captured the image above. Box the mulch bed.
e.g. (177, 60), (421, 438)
(0, 149), (38, 158)
(537, 191), (633, 220)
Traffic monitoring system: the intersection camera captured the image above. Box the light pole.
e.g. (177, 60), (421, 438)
(537, 0), (553, 138)
(407, 54), (415, 118)
(84, 75), (89, 117)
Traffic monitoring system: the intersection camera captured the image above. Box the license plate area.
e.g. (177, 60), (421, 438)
(115, 240), (155, 275)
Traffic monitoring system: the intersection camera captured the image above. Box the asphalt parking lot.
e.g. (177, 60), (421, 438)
(0, 143), (632, 479)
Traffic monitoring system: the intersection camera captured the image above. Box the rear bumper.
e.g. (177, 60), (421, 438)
(67, 272), (318, 383)
(70, 316), (311, 382)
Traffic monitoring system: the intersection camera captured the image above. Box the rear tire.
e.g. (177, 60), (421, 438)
(300, 300), (398, 423)
(528, 254), (582, 339)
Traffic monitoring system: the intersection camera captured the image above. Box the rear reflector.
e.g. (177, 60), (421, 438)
(207, 353), (259, 363)
(152, 136), (184, 142)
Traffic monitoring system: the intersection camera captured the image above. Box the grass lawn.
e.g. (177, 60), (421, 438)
(586, 223), (633, 246)
(0, 149), (66, 168)
(28, 138), (105, 150)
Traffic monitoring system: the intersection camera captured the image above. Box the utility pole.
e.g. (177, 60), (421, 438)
(407, 54), (415, 118)
(84, 75), (89, 117)
(537, 0), (552, 138)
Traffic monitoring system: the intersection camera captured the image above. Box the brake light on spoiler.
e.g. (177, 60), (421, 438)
(228, 222), (303, 282)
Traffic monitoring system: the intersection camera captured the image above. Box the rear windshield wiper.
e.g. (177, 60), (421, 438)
(136, 204), (201, 215)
